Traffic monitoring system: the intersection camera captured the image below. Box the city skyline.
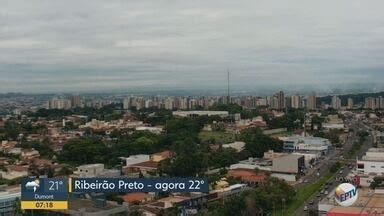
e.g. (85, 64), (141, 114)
(1, 2), (384, 215)
(0, 1), (384, 93)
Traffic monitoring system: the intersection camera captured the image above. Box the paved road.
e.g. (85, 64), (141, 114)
(295, 117), (374, 216)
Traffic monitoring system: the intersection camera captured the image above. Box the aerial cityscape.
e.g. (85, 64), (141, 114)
(1, 1), (384, 216)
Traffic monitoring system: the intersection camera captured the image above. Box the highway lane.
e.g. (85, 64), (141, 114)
(295, 117), (373, 216)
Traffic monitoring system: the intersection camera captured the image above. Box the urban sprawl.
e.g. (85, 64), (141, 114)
(1, 91), (384, 215)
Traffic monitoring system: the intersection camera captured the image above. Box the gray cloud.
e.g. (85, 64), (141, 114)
(0, 0), (384, 93)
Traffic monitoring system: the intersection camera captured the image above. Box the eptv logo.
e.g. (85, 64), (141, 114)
(335, 183), (358, 206)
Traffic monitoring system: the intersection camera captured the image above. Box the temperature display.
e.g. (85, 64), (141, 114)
(21, 178), (68, 210)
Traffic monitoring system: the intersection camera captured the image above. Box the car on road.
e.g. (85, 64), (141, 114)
(309, 200), (314, 205)
(339, 170), (343, 174)
(304, 206), (308, 211)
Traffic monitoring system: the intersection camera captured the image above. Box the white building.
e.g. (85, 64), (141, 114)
(322, 115), (345, 130)
(331, 95), (341, 109)
(229, 157), (272, 171)
(72, 164), (120, 178)
(0, 165), (28, 180)
(172, 111), (229, 118)
(122, 154), (150, 166)
(0, 186), (21, 215)
(281, 136), (331, 155)
(356, 148), (384, 175)
(222, 141), (245, 152)
(135, 126), (163, 134)
(291, 95), (301, 109)
(123, 97), (131, 109)
(49, 98), (72, 110)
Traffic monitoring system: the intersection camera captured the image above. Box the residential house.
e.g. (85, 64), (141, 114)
(0, 165), (28, 180)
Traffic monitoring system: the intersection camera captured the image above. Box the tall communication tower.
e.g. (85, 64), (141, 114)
(227, 71), (230, 104)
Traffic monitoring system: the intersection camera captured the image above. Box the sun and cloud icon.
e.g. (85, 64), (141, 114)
(25, 179), (40, 192)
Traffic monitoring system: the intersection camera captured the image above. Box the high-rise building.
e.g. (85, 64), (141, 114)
(375, 96), (383, 109)
(70, 95), (82, 108)
(144, 99), (153, 109)
(266, 96), (273, 107)
(49, 98), (72, 110)
(270, 91), (285, 110)
(180, 97), (188, 110)
(165, 97), (175, 110)
(123, 97), (131, 109)
(291, 95), (301, 109)
(269, 95), (279, 109)
(188, 99), (197, 109)
(306, 94), (316, 110)
(347, 98), (354, 109)
(135, 97), (145, 110)
(380, 96), (384, 109)
(285, 96), (291, 109)
(256, 97), (267, 107)
(277, 91), (285, 110)
(331, 95), (341, 109)
(365, 97), (376, 110)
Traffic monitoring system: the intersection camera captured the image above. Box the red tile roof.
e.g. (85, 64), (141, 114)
(227, 168), (267, 183)
(7, 165), (28, 172)
(121, 192), (148, 203)
(130, 161), (158, 169)
(32, 158), (52, 167)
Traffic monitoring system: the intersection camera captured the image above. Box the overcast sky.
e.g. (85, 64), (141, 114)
(0, 0), (384, 94)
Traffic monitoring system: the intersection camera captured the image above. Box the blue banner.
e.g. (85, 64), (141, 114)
(70, 177), (208, 193)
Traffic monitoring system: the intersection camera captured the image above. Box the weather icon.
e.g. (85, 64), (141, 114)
(25, 179), (40, 192)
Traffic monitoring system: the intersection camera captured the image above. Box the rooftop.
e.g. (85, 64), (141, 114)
(227, 168), (267, 183)
(152, 150), (172, 158)
(274, 154), (304, 160)
(77, 163), (104, 169)
(0, 185), (21, 199)
(6, 165), (28, 172)
(320, 187), (384, 215)
(64, 199), (126, 213)
(129, 161), (158, 169)
(281, 135), (331, 145)
(121, 192), (149, 203)
(367, 148), (384, 152)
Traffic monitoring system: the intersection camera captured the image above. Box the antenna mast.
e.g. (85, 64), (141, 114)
(227, 71), (230, 104)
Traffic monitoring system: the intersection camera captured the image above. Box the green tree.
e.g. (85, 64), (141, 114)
(28, 163), (39, 177)
(240, 127), (283, 157)
(57, 165), (73, 176)
(59, 138), (110, 165)
(159, 138), (204, 177)
(370, 177), (384, 189)
(201, 177), (294, 215)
